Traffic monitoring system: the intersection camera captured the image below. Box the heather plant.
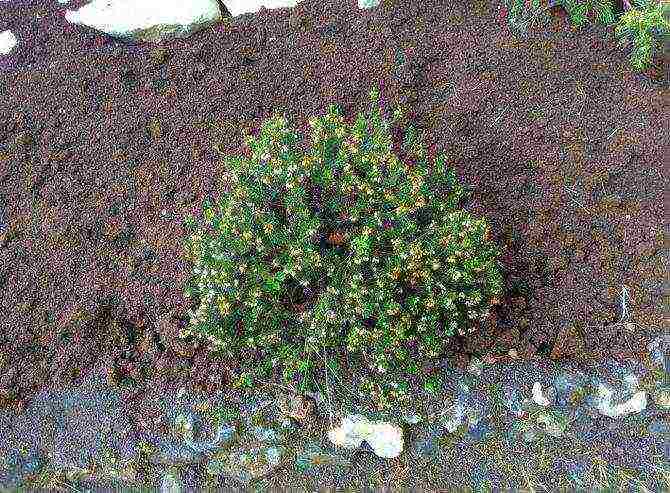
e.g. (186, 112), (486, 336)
(180, 85), (504, 407)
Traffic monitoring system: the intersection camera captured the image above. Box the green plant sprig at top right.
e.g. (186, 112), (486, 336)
(504, 0), (669, 73)
(179, 85), (505, 409)
(614, 0), (669, 72)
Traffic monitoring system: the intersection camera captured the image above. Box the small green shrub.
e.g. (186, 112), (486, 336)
(505, 0), (669, 72)
(557, 0), (618, 27)
(504, 0), (552, 35)
(555, 0), (670, 72)
(180, 85), (504, 404)
(561, 0), (670, 72)
(614, 0), (670, 72)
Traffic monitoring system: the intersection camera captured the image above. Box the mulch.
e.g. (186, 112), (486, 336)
(0, 0), (667, 413)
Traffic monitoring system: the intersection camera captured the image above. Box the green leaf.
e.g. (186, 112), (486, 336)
(352, 234), (372, 257)
(297, 359), (311, 373)
(235, 373), (254, 389)
(325, 357), (341, 374)
(423, 376), (441, 393)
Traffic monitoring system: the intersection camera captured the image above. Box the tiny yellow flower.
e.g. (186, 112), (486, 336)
(217, 298), (231, 315)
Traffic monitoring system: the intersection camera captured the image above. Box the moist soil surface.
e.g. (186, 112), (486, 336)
(0, 0), (667, 418)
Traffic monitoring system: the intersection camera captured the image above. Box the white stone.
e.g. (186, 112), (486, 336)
(443, 403), (466, 433)
(596, 382), (614, 401)
(366, 422), (403, 458)
(223, 0), (381, 16)
(0, 30), (17, 55)
(467, 357), (483, 375)
(595, 383), (647, 418)
(64, 0), (223, 44)
(328, 415), (366, 449)
(622, 373), (639, 392)
(358, 0), (381, 8)
(327, 414), (403, 458)
(223, 0), (304, 17)
(531, 382), (552, 407)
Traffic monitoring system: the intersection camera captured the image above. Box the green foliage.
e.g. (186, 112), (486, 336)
(558, 0), (617, 27)
(423, 375), (442, 394)
(557, 0), (669, 71)
(504, 0), (669, 72)
(503, 0), (617, 32)
(614, 0), (670, 72)
(180, 84), (504, 405)
(504, 0), (551, 35)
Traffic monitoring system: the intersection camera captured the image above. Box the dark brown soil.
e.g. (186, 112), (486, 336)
(0, 0), (667, 415)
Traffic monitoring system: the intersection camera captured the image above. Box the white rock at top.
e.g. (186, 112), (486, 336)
(0, 30), (17, 55)
(358, 0), (381, 8)
(328, 414), (403, 458)
(64, 0), (223, 43)
(223, 0), (305, 17)
(223, 0), (380, 17)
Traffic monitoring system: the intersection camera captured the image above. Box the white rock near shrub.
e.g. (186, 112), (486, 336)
(64, 0), (224, 43)
(0, 30), (17, 55)
(223, 0), (305, 18)
(224, 0), (380, 15)
(327, 414), (403, 458)
(531, 382), (555, 407)
(595, 383), (647, 418)
(62, 0), (383, 45)
(0, 0), (386, 54)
